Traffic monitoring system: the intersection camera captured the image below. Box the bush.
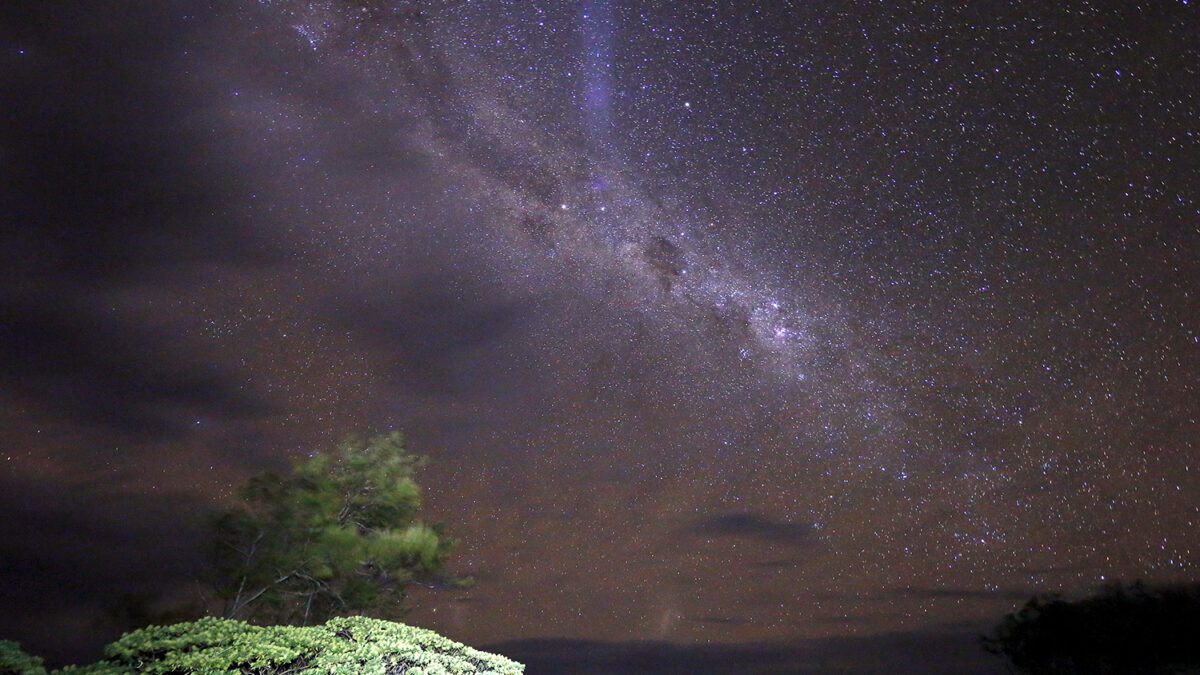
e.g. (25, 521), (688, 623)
(56, 616), (523, 675)
(0, 640), (47, 675)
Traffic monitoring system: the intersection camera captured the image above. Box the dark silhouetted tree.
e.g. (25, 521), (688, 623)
(210, 432), (466, 625)
(982, 581), (1200, 674)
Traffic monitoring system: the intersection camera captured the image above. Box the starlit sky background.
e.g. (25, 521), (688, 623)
(1, 1), (1197, 672)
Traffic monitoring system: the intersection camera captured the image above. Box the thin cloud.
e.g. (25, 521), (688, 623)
(685, 511), (816, 547)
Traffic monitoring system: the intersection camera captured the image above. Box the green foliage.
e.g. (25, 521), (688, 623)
(210, 432), (461, 625)
(982, 581), (1200, 674)
(55, 616), (523, 675)
(0, 640), (48, 675)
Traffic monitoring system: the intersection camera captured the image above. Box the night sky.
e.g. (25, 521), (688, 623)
(1, 1), (1197, 672)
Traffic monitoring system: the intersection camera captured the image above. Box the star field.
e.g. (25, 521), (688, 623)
(1, 1), (1197, 671)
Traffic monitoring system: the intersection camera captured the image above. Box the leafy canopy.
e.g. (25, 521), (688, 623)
(0, 639), (48, 675)
(982, 581), (1200, 674)
(211, 432), (464, 625)
(53, 616), (523, 675)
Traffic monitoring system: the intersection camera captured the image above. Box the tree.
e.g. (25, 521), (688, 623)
(210, 432), (464, 625)
(0, 640), (47, 675)
(982, 581), (1200, 674)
